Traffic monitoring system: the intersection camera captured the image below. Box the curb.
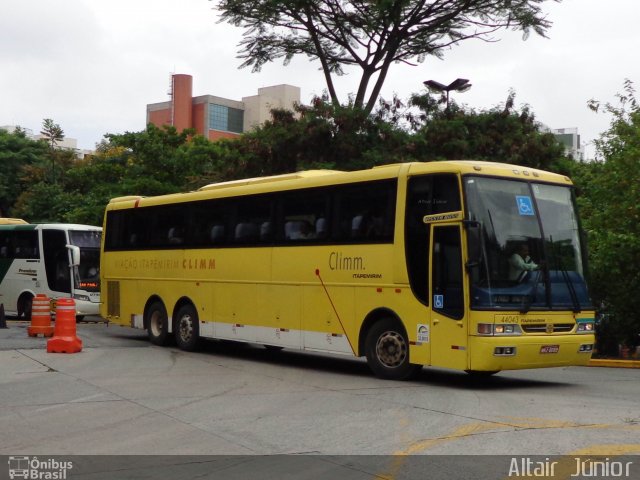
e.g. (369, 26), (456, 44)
(588, 359), (640, 369)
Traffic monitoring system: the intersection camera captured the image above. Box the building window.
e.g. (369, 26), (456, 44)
(209, 104), (244, 134)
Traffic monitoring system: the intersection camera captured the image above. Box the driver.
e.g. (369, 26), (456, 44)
(508, 244), (539, 282)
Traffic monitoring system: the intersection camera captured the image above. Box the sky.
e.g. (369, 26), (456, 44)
(1, 0), (639, 159)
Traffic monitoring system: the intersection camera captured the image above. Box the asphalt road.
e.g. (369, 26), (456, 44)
(1, 318), (639, 475)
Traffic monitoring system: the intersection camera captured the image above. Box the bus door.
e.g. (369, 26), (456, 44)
(430, 224), (468, 370)
(43, 229), (71, 295)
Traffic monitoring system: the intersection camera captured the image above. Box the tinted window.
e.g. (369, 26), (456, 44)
(432, 225), (464, 319)
(234, 196), (273, 244)
(104, 179), (397, 251)
(334, 181), (396, 243)
(405, 174), (460, 304)
(0, 230), (39, 259)
(43, 229), (71, 293)
(282, 190), (330, 242)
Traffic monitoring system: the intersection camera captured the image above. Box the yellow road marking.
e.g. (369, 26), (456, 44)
(377, 418), (640, 480)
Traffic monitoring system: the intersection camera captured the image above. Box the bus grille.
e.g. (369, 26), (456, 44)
(521, 323), (574, 334)
(107, 281), (120, 317)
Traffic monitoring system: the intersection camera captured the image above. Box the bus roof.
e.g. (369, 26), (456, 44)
(106, 160), (572, 210)
(0, 218), (27, 225)
(198, 170), (342, 192)
(0, 223), (101, 231)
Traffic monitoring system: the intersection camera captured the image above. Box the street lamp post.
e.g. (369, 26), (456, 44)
(423, 78), (472, 112)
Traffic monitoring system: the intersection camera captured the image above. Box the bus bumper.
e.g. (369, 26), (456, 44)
(467, 334), (595, 371)
(73, 300), (100, 316)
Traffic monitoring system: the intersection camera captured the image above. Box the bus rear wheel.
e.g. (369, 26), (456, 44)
(174, 304), (200, 351)
(147, 301), (170, 346)
(365, 318), (421, 380)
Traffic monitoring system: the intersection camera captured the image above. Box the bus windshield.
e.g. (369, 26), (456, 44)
(69, 230), (101, 292)
(465, 176), (591, 311)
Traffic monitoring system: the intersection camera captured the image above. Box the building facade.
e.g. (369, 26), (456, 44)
(146, 74), (301, 141)
(551, 128), (584, 161)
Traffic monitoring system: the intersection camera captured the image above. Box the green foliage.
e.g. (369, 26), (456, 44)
(0, 128), (47, 216)
(13, 183), (82, 223)
(578, 80), (640, 348)
(3, 96), (570, 226)
(215, 0), (556, 114)
(401, 91), (569, 171)
(220, 97), (415, 176)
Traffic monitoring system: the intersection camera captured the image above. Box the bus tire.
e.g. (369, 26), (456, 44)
(365, 318), (421, 380)
(174, 304), (200, 351)
(147, 301), (170, 346)
(264, 345), (284, 352)
(18, 293), (34, 321)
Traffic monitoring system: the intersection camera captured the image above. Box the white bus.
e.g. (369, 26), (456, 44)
(0, 221), (102, 319)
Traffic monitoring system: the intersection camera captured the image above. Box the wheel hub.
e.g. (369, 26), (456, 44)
(150, 312), (163, 337)
(376, 331), (407, 367)
(178, 314), (193, 342)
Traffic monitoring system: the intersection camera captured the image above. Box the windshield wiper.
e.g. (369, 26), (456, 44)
(549, 237), (581, 313)
(520, 261), (545, 314)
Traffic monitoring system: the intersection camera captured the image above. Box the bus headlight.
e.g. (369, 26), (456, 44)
(74, 294), (91, 302)
(576, 322), (594, 333)
(477, 323), (522, 336)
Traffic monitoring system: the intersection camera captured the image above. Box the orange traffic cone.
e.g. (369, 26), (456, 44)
(28, 294), (54, 337)
(47, 298), (82, 353)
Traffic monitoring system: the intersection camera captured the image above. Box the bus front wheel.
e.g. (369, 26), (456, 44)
(365, 318), (421, 380)
(174, 304), (200, 351)
(18, 294), (33, 321)
(147, 301), (170, 346)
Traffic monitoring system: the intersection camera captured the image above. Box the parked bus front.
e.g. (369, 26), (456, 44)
(0, 223), (101, 320)
(68, 229), (101, 316)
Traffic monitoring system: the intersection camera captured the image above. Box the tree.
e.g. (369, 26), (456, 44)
(216, 0), (557, 114)
(0, 128), (48, 216)
(578, 80), (640, 350)
(382, 90), (569, 171)
(40, 118), (65, 183)
(40, 118), (64, 150)
(213, 97), (414, 176)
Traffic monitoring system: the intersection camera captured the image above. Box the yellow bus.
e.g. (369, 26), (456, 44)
(100, 161), (595, 379)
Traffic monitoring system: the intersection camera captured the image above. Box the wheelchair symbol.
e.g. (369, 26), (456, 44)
(516, 196), (534, 216)
(434, 295), (444, 309)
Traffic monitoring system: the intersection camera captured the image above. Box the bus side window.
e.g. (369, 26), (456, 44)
(260, 221), (273, 241)
(234, 195), (273, 245)
(210, 225), (226, 244)
(235, 223), (259, 243)
(13, 231), (39, 259)
(334, 181), (396, 243)
(282, 189), (329, 243)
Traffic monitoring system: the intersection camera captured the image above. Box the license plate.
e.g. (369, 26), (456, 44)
(540, 345), (560, 354)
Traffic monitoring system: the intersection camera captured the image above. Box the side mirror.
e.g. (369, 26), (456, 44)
(66, 244), (81, 267)
(463, 220), (482, 268)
